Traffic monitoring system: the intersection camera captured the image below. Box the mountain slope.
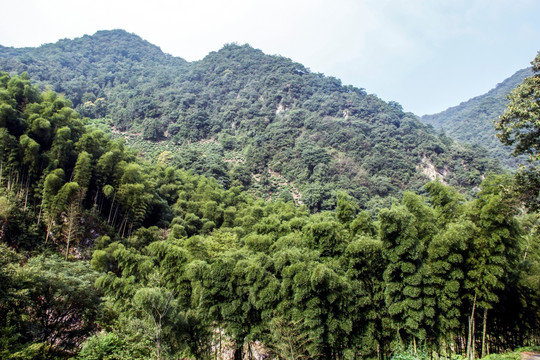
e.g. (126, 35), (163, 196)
(0, 30), (501, 209)
(0, 30), (187, 112)
(421, 68), (531, 168)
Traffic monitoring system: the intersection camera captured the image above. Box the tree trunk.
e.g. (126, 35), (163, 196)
(156, 320), (162, 360)
(113, 203), (119, 227)
(65, 222), (72, 260)
(107, 192), (116, 224)
(121, 214), (129, 238)
(233, 338), (244, 360)
(481, 308), (488, 358)
(37, 202), (42, 225)
(23, 181), (28, 211)
(45, 222), (52, 244)
(64, 200), (80, 260)
(93, 189), (99, 208)
(467, 294), (477, 360)
(218, 328), (222, 360)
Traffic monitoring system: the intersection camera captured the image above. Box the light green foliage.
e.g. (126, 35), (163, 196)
(77, 332), (135, 360)
(266, 317), (312, 360)
(80, 174), (535, 359)
(92, 238), (211, 359)
(73, 151), (93, 189)
(131, 286), (180, 359)
(18, 134), (40, 175)
(41, 168), (65, 212)
(336, 191), (358, 224)
(55, 181), (83, 258)
(303, 212), (348, 256)
(350, 210), (377, 237)
(424, 180), (465, 227)
(391, 346), (431, 360)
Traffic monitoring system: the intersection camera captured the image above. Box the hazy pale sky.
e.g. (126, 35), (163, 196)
(1, 0), (539, 115)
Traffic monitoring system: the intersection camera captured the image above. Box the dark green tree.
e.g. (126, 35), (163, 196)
(15, 255), (100, 357)
(342, 235), (390, 357)
(495, 52), (540, 163)
(463, 176), (522, 359)
(495, 52), (540, 210)
(379, 192), (437, 349)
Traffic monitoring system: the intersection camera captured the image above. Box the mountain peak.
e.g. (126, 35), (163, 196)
(68, 29), (173, 60)
(92, 29), (138, 38)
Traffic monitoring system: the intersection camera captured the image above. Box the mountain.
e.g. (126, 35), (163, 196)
(421, 68), (531, 168)
(0, 71), (536, 360)
(0, 30), (187, 111)
(0, 32), (537, 359)
(0, 30), (501, 209)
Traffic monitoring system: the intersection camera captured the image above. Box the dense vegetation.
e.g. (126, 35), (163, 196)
(0, 30), (502, 209)
(495, 52), (540, 212)
(0, 72), (538, 360)
(421, 68), (531, 169)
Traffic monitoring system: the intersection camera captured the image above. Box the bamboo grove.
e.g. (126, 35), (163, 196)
(0, 73), (539, 359)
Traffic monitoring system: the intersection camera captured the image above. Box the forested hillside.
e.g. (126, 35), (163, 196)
(0, 72), (538, 360)
(0, 30), (502, 209)
(421, 68), (531, 168)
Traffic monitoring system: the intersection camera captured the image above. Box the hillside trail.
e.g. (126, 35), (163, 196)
(521, 352), (540, 360)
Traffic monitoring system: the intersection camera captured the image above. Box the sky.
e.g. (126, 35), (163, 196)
(0, 0), (539, 115)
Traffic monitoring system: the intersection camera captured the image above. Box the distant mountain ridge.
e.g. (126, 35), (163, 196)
(421, 68), (531, 168)
(0, 29), (501, 208)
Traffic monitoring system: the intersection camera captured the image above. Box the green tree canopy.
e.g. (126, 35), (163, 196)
(495, 52), (540, 209)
